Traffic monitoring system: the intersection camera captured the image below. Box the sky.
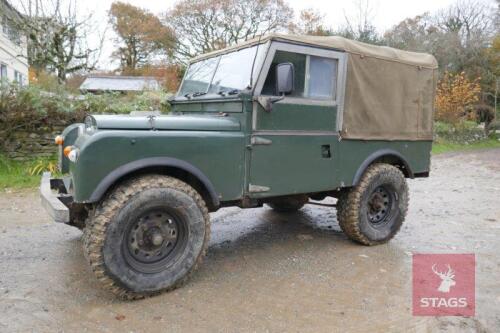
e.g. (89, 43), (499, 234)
(11, 0), (497, 69)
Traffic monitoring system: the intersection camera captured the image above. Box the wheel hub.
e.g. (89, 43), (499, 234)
(127, 211), (179, 264)
(367, 186), (392, 224)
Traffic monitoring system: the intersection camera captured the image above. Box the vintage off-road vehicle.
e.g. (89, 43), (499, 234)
(41, 34), (437, 299)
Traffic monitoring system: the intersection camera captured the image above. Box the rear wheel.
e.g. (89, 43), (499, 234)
(337, 164), (408, 245)
(82, 175), (210, 299)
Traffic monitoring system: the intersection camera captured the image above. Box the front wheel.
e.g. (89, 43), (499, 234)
(337, 164), (408, 246)
(82, 175), (210, 299)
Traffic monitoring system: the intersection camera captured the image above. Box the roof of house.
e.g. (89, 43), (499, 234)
(192, 33), (438, 69)
(80, 76), (161, 92)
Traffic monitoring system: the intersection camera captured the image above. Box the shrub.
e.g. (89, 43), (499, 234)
(489, 120), (500, 132)
(435, 72), (481, 125)
(0, 83), (171, 148)
(434, 120), (486, 144)
(28, 158), (58, 176)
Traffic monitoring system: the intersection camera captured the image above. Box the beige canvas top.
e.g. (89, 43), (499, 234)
(192, 34), (438, 141)
(192, 34), (438, 69)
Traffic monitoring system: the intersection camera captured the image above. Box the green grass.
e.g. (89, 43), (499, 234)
(0, 155), (57, 189)
(432, 137), (500, 154)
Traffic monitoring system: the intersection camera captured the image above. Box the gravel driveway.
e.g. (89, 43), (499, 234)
(0, 149), (499, 332)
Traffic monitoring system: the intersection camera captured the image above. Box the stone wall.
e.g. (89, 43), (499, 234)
(0, 125), (65, 161)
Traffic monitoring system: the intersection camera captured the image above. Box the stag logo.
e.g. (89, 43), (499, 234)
(413, 254), (474, 316)
(432, 264), (456, 293)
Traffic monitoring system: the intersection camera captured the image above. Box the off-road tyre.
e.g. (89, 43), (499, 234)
(337, 163), (408, 246)
(82, 175), (210, 300)
(267, 195), (308, 213)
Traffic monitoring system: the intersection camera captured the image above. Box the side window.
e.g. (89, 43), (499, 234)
(308, 56), (337, 99)
(262, 51), (338, 100)
(262, 51), (306, 97)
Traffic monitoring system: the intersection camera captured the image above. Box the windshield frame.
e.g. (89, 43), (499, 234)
(175, 42), (270, 101)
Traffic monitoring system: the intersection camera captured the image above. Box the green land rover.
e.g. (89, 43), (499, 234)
(41, 34), (437, 299)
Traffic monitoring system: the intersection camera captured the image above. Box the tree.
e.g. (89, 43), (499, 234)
(384, 0), (496, 99)
(138, 64), (183, 92)
(109, 2), (175, 73)
(165, 0), (293, 62)
(289, 9), (333, 36)
(435, 71), (481, 125)
(336, 0), (381, 44)
(12, 0), (100, 82)
(383, 14), (438, 51)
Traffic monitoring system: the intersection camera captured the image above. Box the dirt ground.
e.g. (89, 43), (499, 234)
(0, 149), (499, 333)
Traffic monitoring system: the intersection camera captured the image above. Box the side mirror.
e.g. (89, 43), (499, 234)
(255, 62), (295, 112)
(276, 62), (294, 95)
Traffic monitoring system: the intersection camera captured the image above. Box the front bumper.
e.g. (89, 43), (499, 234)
(40, 172), (73, 223)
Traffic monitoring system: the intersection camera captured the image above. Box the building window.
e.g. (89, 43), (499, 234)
(1, 64), (7, 81)
(2, 15), (21, 45)
(1, 16), (8, 35)
(14, 70), (23, 85)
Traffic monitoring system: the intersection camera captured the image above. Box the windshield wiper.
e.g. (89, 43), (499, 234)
(217, 89), (240, 96)
(184, 91), (207, 99)
(192, 91), (207, 97)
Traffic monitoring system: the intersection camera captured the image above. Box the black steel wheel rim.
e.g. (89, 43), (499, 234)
(367, 185), (394, 226)
(122, 208), (188, 274)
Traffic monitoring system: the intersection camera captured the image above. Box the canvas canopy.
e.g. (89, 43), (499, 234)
(193, 34), (438, 141)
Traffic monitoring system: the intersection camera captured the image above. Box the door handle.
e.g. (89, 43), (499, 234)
(251, 137), (272, 145)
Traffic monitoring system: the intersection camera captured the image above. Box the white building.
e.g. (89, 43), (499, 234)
(0, 0), (28, 85)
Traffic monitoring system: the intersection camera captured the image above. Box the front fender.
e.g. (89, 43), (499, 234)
(88, 157), (220, 207)
(70, 130), (245, 205)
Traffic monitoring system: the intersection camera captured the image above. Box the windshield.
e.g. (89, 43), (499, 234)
(178, 44), (266, 97)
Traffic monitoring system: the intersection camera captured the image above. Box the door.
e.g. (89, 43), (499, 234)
(248, 43), (347, 198)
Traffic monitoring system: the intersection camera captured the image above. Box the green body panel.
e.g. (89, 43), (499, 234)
(71, 127), (245, 202)
(250, 100), (339, 197)
(335, 140), (432, 185)
(249, 137), (431, 198)
(249, 134), (339, 197)
(255, 102), (337, 131)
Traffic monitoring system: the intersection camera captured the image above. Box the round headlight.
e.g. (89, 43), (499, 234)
(84, 115), (97, 132)
(68, 148), (79, 163)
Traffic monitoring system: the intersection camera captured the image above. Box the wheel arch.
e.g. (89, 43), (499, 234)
(352, 149), (414, 186)
(88, 157), (220, 211)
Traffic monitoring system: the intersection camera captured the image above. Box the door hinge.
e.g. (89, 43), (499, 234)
(248, 184), (271, 193)
(251, 137), (272, 145)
